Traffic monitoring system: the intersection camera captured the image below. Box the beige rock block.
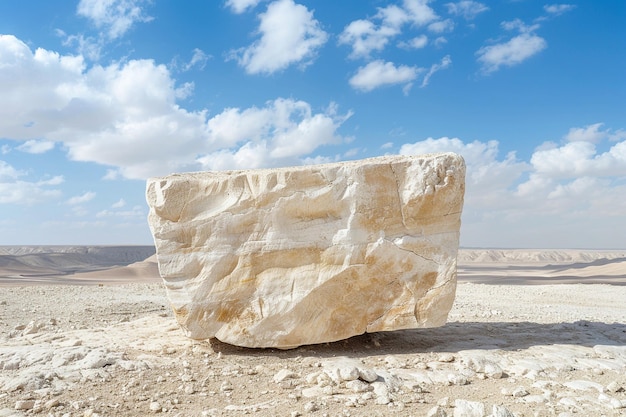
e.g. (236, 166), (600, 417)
(146, 153), (465, 348)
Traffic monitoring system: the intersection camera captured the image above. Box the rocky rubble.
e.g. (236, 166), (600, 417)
(1, 283), (626, 416)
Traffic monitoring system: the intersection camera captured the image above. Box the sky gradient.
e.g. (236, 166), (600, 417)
(1, 0), (625, 248)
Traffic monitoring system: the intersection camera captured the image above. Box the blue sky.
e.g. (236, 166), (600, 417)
(1, 0), (625, 248)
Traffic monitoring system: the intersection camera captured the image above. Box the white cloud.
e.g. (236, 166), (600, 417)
(339, 18), (401, 59)
(434, 36), (448, 47)
(476, 33), (547, 73)
(398, 35), (428, 49)
(543, 4), (576, 16)
(77, 0), (153, 40)
(445, 1), (488, 20)
(402, 0), (438, 26)
(67, 191), (96, 205)
(59, 32), (104, 61)
(96, 204), (144, 218)
(199, 98), (352, 170)
(421, 55), (451, 87)
(230, 0), (328, 74)
(0, 161), (64, 205)
(564, 122), (605, 143)
(428, 19), (454, 34)
(183, 48), (210, 72)
(0, 35), (351, 179)
(112, 198), (126, 208)
(349, 60), (422, 92)
(16, 140), (55, 154)
(501, 18), (540, 34)
(225, 0), (262, 14)
(0, 160), (23, 181)
(339, 0), (437, 59)
(529, 140), (626, 179)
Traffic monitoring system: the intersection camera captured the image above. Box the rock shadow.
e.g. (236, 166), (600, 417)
(209, 320), (626, 359)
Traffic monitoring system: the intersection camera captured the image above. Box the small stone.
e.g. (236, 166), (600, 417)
(375, 395), (390, 405)
(511, 386), (529, 398)
(220, 381), (234, 392)
(438, 353), (455, 363)
(491, 405), (515, 417)
(303, 401), (318, 412)
(345, 380), (371, 393)
(274, 369), (298, 383)
(427, 406), (448, 417)
(448, 373), (469, 386)
(338, 366), (359, 381)
(149, 401), (161, 412)
(357, 368), (378, 383)
(606, 381), (623, 393)
(453, 399), (485, 417)
(484, 362), (503, 379)
(15, 400), (35, 410)
(45, 398), (60, 409)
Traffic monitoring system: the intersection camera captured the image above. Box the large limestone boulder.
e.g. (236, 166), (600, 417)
(146, 153), (465, 349)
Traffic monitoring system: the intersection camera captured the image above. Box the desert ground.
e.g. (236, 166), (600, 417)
(1, 246), (625, 417)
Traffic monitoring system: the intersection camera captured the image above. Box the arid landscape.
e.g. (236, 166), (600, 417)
(1, 246), (625, 416)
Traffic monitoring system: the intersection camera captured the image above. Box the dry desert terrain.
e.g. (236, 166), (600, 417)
(1, 246), (625, 416)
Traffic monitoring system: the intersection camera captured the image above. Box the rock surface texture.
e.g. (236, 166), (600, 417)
(146, 153), (466, 348)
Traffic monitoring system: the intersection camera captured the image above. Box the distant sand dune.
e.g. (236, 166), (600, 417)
(457, 249), (626, 285)
(0, 246), (157, 286)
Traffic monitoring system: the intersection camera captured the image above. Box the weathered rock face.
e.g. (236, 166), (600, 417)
(146, 153), (465, 349)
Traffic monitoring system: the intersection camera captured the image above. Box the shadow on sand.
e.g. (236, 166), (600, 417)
(209, 320), (626, 359)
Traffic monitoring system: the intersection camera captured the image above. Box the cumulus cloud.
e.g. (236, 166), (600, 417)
(230, 0), (328, 74)
(543, 4), (576, 16)
(398, 127), (626, 247)
(528, 140), (626, 179)
(225, 0), (262, 14)
(403, 0), (439, 26)
(0, 160), (64, 205)
(476, 17), (547, 73)
(199, 99), (352, 170)
(67, 191), (96, 205)
(445, 1), (488, 20)
(0, 35), (351, 179)
(16, 140), (55, 154)
(77, 0), (153, 40)
(339, 17), (401, 59)
(349, 60), (422, 93)
(339, 0), (437, 59)
(564, 122), (606, 143)
(476, 33), (546, 73)
(58, 31), (104, 61)
(428, 19), (454, 33)
(398, 35), (428, 49)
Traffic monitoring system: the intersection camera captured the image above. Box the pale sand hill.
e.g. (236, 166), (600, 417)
(0, 246), (156, 286)
(1, 247), (625, 416)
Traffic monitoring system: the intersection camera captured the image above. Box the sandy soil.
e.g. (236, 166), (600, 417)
(1, 248), (625, 417)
